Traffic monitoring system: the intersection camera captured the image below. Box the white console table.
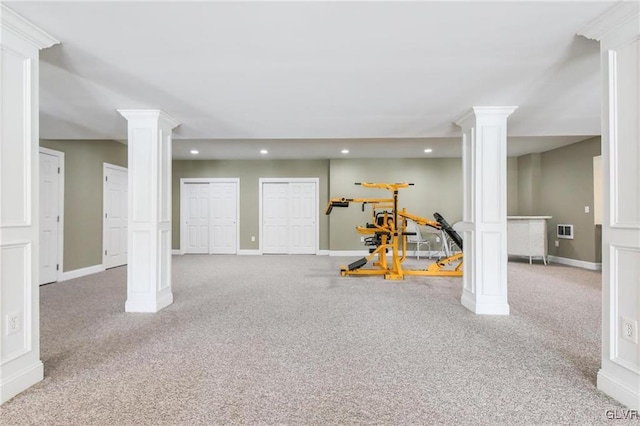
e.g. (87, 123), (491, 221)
(507, 216), (552, 265)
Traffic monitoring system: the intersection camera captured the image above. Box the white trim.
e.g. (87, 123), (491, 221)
(103, 163), (128, 269)
(258, 177), (320, 255)
(60, 264), (105, 282)
(117, 109), (180, 129)
(547, 255), (602, 271)
(0, 360), (43, 404)
(597, 369), (640, 409)
(328, 250), (445, 257)
(180, 178), (240, 255)
(317, 250), (329, 256)
(39, 147), (65, 283)
(329, 250), (370, 257)
(0, 5), (59, 50)
(238, 249), (262, 255)
(577, 2), (640, 42)
(171, 249), (182, 255)
(125, 291), (173, 313)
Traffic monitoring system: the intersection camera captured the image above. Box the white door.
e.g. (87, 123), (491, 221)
(262, 183), (289, 254)
(210, 182), (237, 254)
(262, 181), (317, 254)
(103, 165), (128, 269)
(184, 183), (210, 254)
(39, 152), (60, 284)
(289, 182), (316, 254)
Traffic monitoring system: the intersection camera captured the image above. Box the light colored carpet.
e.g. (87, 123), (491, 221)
(0, 255), (626, 425)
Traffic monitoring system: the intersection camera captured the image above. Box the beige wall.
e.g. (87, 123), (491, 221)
(507, 157), (519, 216)
(172, 160), (330, 250)
(517, 153), (541, 215)
(329, 158), (464, 250)
(40, 140), (127, 271)
(539, 137), (601, 263)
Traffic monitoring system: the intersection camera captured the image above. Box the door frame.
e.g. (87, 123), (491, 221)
(180, 178), (240, 255)
(103, 163), (128, 268)
(258, 177), (320, 255)
(39, 147), (65, 283)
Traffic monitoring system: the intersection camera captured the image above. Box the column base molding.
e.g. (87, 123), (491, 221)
(125, 291), (173, 313)
(597, 369), (640, 409)
(0, 360), (43, 404)
(461, 290), (510, 315)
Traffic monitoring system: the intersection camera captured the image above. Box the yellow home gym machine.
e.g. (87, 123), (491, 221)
(325, 182), (463, 280)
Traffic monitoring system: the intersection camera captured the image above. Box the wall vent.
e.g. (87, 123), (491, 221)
(557, 224), (574, 239)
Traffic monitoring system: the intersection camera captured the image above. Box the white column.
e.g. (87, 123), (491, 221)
(579, 2), (640, 409)
(117, 110), (179, 313)
(0, 6), (58, 403)
(455, 106), (517, 315)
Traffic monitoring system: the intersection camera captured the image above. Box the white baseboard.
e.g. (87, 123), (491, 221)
(171, 249), (182, 255)
(0, 360), (43, 404)
(60, 264), (105, 281)
(238, 249), (261, 255)
(328, 250), (447, 258)
(317, 250), (329, 256)
(125, 291), (173, 313)
(461, 290), (510, 316)
(329, 250), (370, 257)
(598, 369), (640, 409)
(547, 255), (602, 271)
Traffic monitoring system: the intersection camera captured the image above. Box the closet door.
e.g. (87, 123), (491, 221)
(184, 183), (210, 254)
(210, 182), (237, 254)
(289, 182), (316, 254)
(262, 183), (289, 254)
(261, 181), (317, 254)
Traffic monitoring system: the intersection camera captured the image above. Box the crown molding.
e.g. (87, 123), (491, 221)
(117, 109), (181, 129)
(0, 4), (59, 49)
(454, 106), (518, 128)
(578, 1), (640, 42)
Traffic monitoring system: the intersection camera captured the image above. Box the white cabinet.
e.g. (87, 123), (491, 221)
(507, 216), (552, 265)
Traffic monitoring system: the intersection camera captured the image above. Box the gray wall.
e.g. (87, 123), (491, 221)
(174, 157), (520, 252)
(172, 160), (330, 250)
(507, 157), (519, 216)
(40, 140), (127, 271)
(517, 153), (541, 215)
(329, 158), (468, 251)
(539, 137), (602, 263)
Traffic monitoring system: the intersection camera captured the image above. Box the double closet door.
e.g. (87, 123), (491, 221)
(183, 181), (238, 254)
(262, 181), (317, 254)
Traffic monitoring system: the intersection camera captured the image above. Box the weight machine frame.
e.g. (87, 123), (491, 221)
(325, 182), (463, 280)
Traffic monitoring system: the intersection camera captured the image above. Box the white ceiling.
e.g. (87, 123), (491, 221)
(8, 1), (612, 158)
(172, 135), (591, 160)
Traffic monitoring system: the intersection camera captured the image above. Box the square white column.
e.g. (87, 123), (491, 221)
(0, 6), (58, 403)
(579, 2), (640, 409)
(118, 110), (179, 313)
(455, 106), (517, 315)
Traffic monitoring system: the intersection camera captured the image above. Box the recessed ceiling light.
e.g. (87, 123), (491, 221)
(341, 149), (349, 154)
(190, 150), (199, 154)
(260, 149), (268, 155)
(424, 148), (433, 153)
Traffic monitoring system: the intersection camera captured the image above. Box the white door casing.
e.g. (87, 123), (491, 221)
(180, 178), (240, 255)
(39, 148), (64, 284)
(103, 164), (128, 269)
(259, 178), (319, 255)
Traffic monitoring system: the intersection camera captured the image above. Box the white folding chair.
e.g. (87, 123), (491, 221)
(405, 219), (430, 260)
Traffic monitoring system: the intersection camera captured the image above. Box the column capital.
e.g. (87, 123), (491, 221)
(454, 106), (518, 129)
(1, 5), (59, 49)
(578, 1), (639, 42)
(117, 109), (181, 130)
